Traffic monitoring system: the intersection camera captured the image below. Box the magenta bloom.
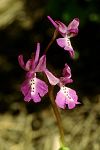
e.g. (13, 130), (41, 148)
(21, 75), (48, 102)
(55, 64), (80, 109)
(18, 43), (48, 102)
(55, 86), (79, 109)
(47, 16), (79, 58)
(18, 43), (59, 102)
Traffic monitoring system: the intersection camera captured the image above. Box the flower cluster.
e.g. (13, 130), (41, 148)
(18, 16), (80, 109)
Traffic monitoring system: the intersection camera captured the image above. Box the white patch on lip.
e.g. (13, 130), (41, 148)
(61, 86), (73, 102)
(64, 35), (72, 48)
(30, 77), (36, 94)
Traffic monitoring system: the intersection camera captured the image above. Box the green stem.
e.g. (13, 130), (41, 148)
(49, 86), (65, 146)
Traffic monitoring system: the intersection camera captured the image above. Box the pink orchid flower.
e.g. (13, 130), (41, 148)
(55, 64), (80, 109)
(47, 16), (79, 58)
(18, 43), (59, 102)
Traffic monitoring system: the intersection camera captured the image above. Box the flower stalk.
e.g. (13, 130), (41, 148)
(44, 32), (66, 146)
(49, 86), (65, 147)
(44, 30), (58, 54)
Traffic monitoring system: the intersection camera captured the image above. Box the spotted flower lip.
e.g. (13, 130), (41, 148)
(56, 37), (74, 58)
(55, 64), (80, 109)
(21, 77), (48, 102)
(47, 16), (79, 58)
(55, 86), (79, 109)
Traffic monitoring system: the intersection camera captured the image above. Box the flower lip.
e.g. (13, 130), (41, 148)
(55, 86), (79, 109)
(21, 77), (48, 103)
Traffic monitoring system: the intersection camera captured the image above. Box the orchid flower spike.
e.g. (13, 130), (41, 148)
(55, 64), (80, 109)
(47, 16), (79, 58)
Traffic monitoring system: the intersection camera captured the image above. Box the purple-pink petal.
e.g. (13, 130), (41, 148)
(68, 88), (79, 103)
(65, 87), (79, 109)
(56, 37), (74, 58)
(67, 18), (79, 37)
(30, 78), (48, 102)
(55, 90), (66, 109)
(55, 86), (79, 109)
(47, 16), (58, 28)
(35, 55), (46, 72)
(20, 77), (48, 103)
(25, 59), (32, 71)
(60, 64), (73, 84)
(18, 55), (26, 70)
(31, 43), (40, 70)
(68, 50), (74, 58)
(21, 79), (30, 96)
(31, 93), (41, 103)
(60, 77), (73, 84)
(55, 20), (67, 34)
(67, 101), (76, 109)
(56, 37), (73, 51)
(56, 38), (67, 48)
(21, 79), (31, 102)
(62, 64), (72, 78)
(24, 90), (31, 102)
(30, 77), (48, 102)
(35, 78), (48, 96)
(47, 16), (67, 35)
(68, 18), (79, 31)
(44, 69), (59, 85)
(22, 78), (47, 103)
